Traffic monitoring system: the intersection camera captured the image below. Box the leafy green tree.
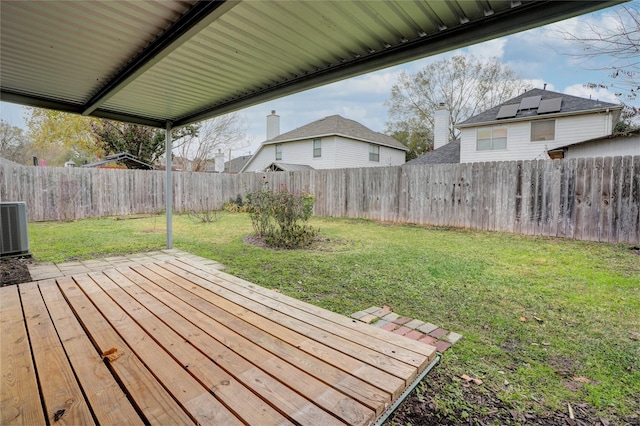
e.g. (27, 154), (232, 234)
(385, 54), (529, 156)
(91, 121), (165, 167)
(387, 119), (432, 161)
(26, 107), (101, 166)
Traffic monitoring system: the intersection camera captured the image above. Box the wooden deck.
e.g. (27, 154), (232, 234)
(1, 257), (436, 425)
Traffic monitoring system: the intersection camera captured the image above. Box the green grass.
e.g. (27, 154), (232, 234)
(29, 213), (640, 421)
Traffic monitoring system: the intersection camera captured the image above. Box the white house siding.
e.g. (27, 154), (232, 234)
(564, 137), (640, 159)
(244, 144), (276, 172)
(333, 136), (406, 168)
(460, 112), (616, 163)
(243, 136), (406, 171)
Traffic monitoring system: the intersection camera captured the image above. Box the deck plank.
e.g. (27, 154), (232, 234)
(176, 257), (435, 361)
(0, 285), (46, 426)
(56, 276), (195, 425)
(91, 269), (294, 426)
(19, 281), (96, 425)
(3, 254), (433, 426)
(37, 280), (144, 426)
(133, 263), (402, 405)
(73, 272), (242, 426)
(108, 267), (371, 425)
(158, 260), (419, 383)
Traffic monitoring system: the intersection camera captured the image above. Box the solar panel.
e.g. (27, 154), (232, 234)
(496, 104), (519, 119)
(538, 97), (563, 114)
(518, 95), (542, 110)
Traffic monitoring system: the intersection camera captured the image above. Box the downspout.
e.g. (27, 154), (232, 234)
(166, 121), (173, 249)
(373, 353), (441, 426)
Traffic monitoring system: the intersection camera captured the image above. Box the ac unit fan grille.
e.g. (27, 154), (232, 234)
(0, 202), (30, 257)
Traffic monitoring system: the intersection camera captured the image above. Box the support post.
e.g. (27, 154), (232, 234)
(165, 121), (173, 249)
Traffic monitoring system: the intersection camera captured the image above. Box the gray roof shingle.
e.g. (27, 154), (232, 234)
(457, 88), (621, 127)
(405, 139), (460, 165)
(266, 115), (408, 151)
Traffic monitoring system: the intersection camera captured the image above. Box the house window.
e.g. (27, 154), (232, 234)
(531, 120), (555, 141)
(313, 138), (321, 158)
(369, 144), (380, 162)
(476, 126), (507, 151)
(275, 144), (282, 161)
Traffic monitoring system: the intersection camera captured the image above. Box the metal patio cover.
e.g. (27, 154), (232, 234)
(0, 0), (621, 129)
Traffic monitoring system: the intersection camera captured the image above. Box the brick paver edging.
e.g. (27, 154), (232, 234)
(351, 306), (462, 353)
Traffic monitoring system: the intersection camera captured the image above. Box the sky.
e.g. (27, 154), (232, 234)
(1, 2), (637, 158)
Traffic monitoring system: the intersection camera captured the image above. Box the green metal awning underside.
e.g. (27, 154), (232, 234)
(1, 0), (621, 129)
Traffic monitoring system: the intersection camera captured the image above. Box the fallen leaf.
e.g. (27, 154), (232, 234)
(106, 351), (123, 362)
(460, 374), (472, 382)
(533, 316), (544, 323)
(102, 347), (123, 362)
(519, 316), (527, 322)
(572, 376), (591, 384)
(472, 378), (483, 385)
(102, 347), (117, 357)
(383, 305), (393, 312)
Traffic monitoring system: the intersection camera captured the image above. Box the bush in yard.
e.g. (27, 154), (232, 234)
(245, 182), (317, 248)
(222, 194), (246, 213)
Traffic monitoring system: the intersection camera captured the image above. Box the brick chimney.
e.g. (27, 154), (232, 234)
(433, 103), (449, 150)
(266, 110), (280, 140)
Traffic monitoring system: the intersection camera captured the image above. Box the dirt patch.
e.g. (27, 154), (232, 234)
(243, 234), (353, 252)
(384, 368), (639, 426)
(0, 257), (32, 287)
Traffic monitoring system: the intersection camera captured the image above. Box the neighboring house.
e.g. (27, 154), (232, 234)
(455, 88), (624, 163)
(405, 139), (461, 165)
(240, 113), (408, 172)
(81, 152), (153, 170)
(547, 128), (640, 160)
(224, 155), (252, 173)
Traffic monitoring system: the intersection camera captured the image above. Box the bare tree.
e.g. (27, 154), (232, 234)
(173, 113), (248, 172)
(385, 54), (529, 160)
(554, 3), (639, 102)
(0, 119), (30, 164)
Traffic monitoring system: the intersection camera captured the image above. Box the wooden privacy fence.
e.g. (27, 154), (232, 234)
(1, 156), (638, 244)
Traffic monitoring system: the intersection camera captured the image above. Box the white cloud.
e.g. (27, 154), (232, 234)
(562, 84), (620, 104)
(466, 37), (507, 60)
(522, 80), (555, 92)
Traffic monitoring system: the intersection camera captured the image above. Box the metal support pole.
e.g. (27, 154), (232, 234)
(165, 121), (173, 249)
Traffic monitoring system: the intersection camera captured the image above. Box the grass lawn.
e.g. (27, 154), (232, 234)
(29, 213), (640, 423)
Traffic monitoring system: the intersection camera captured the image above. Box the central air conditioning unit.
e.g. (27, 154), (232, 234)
(1, 202), (30, 257)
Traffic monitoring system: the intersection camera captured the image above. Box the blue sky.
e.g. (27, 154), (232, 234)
(1, 2), (636, 156)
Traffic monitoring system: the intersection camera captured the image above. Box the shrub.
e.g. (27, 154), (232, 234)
(223, 194), (246, 213)
(245, 182), (318, 248)
(188, 197), (221, 223)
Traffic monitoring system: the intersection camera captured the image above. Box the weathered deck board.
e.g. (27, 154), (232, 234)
(132, 263), (402, 402)
(38, 281), (143, 426)
(0, 286), (46, 426)
(1, 259), (436, 425)
(20, 281), (96, 425)
(57, 275), (195, 425)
